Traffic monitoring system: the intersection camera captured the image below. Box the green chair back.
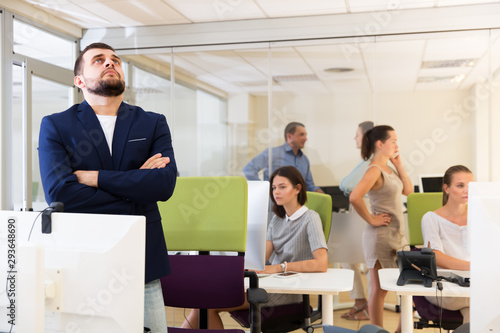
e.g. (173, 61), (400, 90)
(158, 176), (248, 252)
(305, 191), (332, 241)
(406, 192), (443, 246)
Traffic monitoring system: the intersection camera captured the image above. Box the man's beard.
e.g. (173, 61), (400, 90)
(86, 77), (125, 97)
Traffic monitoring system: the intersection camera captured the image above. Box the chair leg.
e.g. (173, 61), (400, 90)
(200, 308), (208, 329)
(302, 295), (312, 329)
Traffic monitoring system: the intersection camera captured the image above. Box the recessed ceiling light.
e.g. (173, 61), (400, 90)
(324, 67), (354, 73)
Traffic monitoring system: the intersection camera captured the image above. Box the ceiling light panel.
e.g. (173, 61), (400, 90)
(421, 58), (477, 69)
(77, 0), (189, 27)
(348, 0), (434, 13)
(22, 1), (112, 28)
(255, 0), (347, 17)
(164, 0), (265, 22)
(436, 0), (500, 7)
(424, 37), (488, 60)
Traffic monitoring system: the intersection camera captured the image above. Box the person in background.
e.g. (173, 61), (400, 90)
(339, 121), (374, 321)
(38, 42), (177, 332)
(243, 122), (324, 192)
(349, 125), (412, 331)
(182, 166), (328, 329)
(421, 165), (472, 323)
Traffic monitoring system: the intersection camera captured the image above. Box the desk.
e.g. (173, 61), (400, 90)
(379, 268), (470, 333)
(250, 268), (354, 326)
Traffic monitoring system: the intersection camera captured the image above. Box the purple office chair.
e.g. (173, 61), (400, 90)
(413, 296), (463, 331)
(158, 177), (268, 332)
(161, 255), (267, 333)
(230, 296), (320, 333)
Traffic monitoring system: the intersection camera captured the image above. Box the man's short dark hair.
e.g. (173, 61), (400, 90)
(74, 42), (115, 76)
(284, 122), (305, 140)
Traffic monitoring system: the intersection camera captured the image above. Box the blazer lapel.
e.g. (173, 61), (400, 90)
(76, 101), (114, 170)
(112, 103), (135, 170)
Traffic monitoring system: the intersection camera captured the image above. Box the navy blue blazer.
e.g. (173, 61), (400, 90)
(38, 100), (177, 283)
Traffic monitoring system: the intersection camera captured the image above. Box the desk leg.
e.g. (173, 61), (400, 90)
(400, 295), (413, 333)
(322, 294), (334, 326)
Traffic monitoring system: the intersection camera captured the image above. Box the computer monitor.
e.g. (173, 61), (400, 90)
(320, 186), (350, 212)
(244, 181), (269, 270)
(0, 210), (145, 333)
(418, 174), (444, 193)
(468, 182), (500, 331)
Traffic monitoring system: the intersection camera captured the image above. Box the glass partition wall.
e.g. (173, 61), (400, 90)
(4, 15), (500, 210)
(154, 29), (494, 187)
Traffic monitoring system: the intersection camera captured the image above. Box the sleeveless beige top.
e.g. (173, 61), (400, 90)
(362, 164), (407, 268)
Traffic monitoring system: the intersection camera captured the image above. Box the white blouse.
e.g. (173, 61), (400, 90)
(421, 211), (470, 264)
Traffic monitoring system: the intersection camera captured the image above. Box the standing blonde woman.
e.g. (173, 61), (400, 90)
(349, 125), (413, 331)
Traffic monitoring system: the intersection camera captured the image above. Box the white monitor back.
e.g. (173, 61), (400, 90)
(0, 211), (145, 333)
(469, 182), (500, 332)
(245, 181), (269, 270)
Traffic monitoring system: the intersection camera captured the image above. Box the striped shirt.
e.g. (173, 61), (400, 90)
(267, 206), (328, 266)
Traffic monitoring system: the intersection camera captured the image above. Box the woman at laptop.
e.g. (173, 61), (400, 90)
(181, 166), (328, 329)
(349, 125), (413, 331)
(421, 165), (472, 323)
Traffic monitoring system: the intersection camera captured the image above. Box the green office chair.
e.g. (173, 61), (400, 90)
(305, 191), (333, 241)
(406, 192), (443, 247)
(158, 176), (267, 333)
(405, 192), (463, 330)
(231, 191), (332, 333)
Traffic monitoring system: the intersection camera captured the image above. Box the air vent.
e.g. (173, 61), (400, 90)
(421, 58), (476, 69)
(272, 74), (319, 82)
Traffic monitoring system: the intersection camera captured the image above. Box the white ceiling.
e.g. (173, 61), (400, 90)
(13, 0), (500, 95)
(19, 0), (500, 28)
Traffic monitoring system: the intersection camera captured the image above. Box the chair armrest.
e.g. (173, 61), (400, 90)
(245, 271), (268, 304)
(245, 271), (260, 288)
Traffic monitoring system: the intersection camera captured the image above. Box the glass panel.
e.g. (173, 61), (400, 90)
(166, 46), (270, 177)
(12, 64), (24, 209)
(269, 39), (375, 190)
(374, 31), (489, 185)
(197, 90), (226, 176)
(173, 81), (198, 177)
(13, 19), (74, 70)
(132, 66), (171, 118)
(32, 76), (72, 209)
(490, 29), (500, 181)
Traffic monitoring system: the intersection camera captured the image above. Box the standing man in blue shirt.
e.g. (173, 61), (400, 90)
(243, 122), (323, 193)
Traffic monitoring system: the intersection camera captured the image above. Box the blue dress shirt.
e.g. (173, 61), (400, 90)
(243, 142), (319, 191)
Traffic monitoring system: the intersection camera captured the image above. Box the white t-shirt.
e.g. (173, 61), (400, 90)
(96, 114), (117, 155)
(421, 211), (470, 265)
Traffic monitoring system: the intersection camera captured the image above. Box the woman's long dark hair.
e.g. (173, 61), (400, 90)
(442, 165), (472, 205)
(269, 166), (307, 218)
(361, 125), (394, 160)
